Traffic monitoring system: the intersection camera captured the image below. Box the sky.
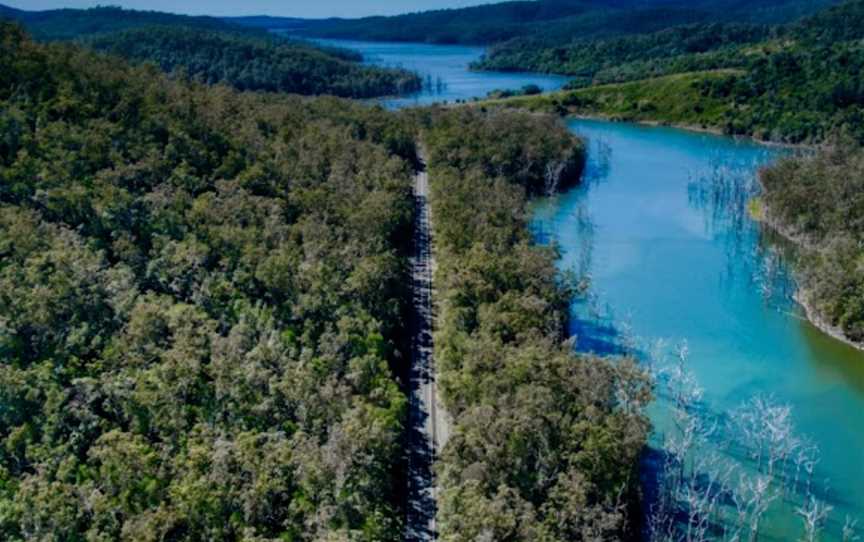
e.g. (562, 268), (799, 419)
(4, 0), (503, 18)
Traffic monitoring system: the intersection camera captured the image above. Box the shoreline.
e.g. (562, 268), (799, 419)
(757, 209), (864, 352)
(565, 112), (811, 149)
(794, 288), (864, 353)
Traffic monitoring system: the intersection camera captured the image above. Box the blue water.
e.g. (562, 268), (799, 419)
(333, 38), (864, 539)
(311, 39), (570, 108)
(532, 120), (864, 540)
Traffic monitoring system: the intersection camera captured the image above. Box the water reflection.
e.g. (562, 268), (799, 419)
(686, 155), (798, 312)
(531, 119), (864, 541)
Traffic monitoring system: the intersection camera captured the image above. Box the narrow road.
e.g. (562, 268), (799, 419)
(405, 153), (449, 542)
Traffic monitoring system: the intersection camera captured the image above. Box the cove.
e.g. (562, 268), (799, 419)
(532, 119), (864, 539)
(309, 38), (570, 108)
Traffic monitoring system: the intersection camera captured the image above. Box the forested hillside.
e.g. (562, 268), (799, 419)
(0, 21), (654, 540)
(491, 0), (864, 144)
(476, 0), (863, 82)
(418, 107), (651, 540)
(290, 0), (838, 45)
(474, 22), (776, 80)
(0, 5), (421, 99)
(0, 23), (417, 540)
(760, 140), (864, 344)
(472, 0), (836, 73)
(0, 4), (235, 40)
(85, 26), (421, 98)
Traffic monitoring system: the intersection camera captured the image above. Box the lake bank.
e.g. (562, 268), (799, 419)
(755, 206), (864, 354)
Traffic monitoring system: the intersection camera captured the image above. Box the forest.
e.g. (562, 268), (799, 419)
(6, 0), (864, 537)
(84, 26), (421, 99)
(489, 0), (864, 144)
(473, 22), (776, 81)
(288, 0), (839, 45)
(760, 139), (864, 343)
(0, 5), (421, 99)
(416, 107), (651, 540)
(0, 4), (237, 41)
(0, 20), (656, 540)
(0, 22), (418, 540)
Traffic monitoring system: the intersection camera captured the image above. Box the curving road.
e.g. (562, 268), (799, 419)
(405, 154), (450, 542)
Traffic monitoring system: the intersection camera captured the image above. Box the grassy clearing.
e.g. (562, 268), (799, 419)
(483, 70), (743, 133)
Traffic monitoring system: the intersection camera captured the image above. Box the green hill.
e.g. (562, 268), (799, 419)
(285, 0), (840, 45)
(0, 4), (234, 41)
(84, 25), (421, 98)
(487, 0), (864, 144)
(0, 20), (417, 540)
(0, 5), (421, 99)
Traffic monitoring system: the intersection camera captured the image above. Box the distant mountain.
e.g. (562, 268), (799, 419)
(279, 0), (842, 45)
(0, 3), (239, 40)
(224, 16), (309, 30)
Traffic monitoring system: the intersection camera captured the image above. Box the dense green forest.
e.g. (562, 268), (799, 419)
(0, 23), (418, 540)
(417, 107), (651, 540)
(760, 140), (864, 343)
(0, 21), (653, 540)
(288, 0), (838, 45)
(473, 22), (776, 81)
(0, 5), (421, 99)
(84, 26), (421, 99)
(490, 0), (864, 143)
(0, 4), (236, 41)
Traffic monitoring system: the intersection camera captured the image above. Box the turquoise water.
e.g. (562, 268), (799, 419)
(311, 39), (570, 108)
(335, 38), (864, 539)
(532, 119), (864, 540)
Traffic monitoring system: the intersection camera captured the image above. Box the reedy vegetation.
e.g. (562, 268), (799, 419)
(419, 107), (652, 540)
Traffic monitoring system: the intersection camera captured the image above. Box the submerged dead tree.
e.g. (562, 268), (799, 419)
(644, 341), (858, 542)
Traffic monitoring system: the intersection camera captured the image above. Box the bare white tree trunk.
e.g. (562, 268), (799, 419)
(796, 495), (833, 542)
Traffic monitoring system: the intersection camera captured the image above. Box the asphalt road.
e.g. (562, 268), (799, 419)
(405, 155), (450, 542)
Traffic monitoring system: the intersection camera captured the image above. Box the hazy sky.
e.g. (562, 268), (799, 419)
(5, 1), (502, 18)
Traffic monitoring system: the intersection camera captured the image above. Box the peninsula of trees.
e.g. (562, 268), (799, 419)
(84, 26), (421, 99)
(419, 107), (651, 540)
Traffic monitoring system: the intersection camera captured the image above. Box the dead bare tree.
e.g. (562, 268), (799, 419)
(843, 516), (860, 542)
(643, 341), (856, 542)
(796, 495), (833, 542)
(744, 475), (778, 542)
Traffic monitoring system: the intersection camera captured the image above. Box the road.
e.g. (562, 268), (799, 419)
(405, 154), (450, 542)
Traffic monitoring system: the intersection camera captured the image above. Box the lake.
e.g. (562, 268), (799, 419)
(311, 38), (570, 108)
(330, 37), (864, 540)
(532, 120), (864, 540)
